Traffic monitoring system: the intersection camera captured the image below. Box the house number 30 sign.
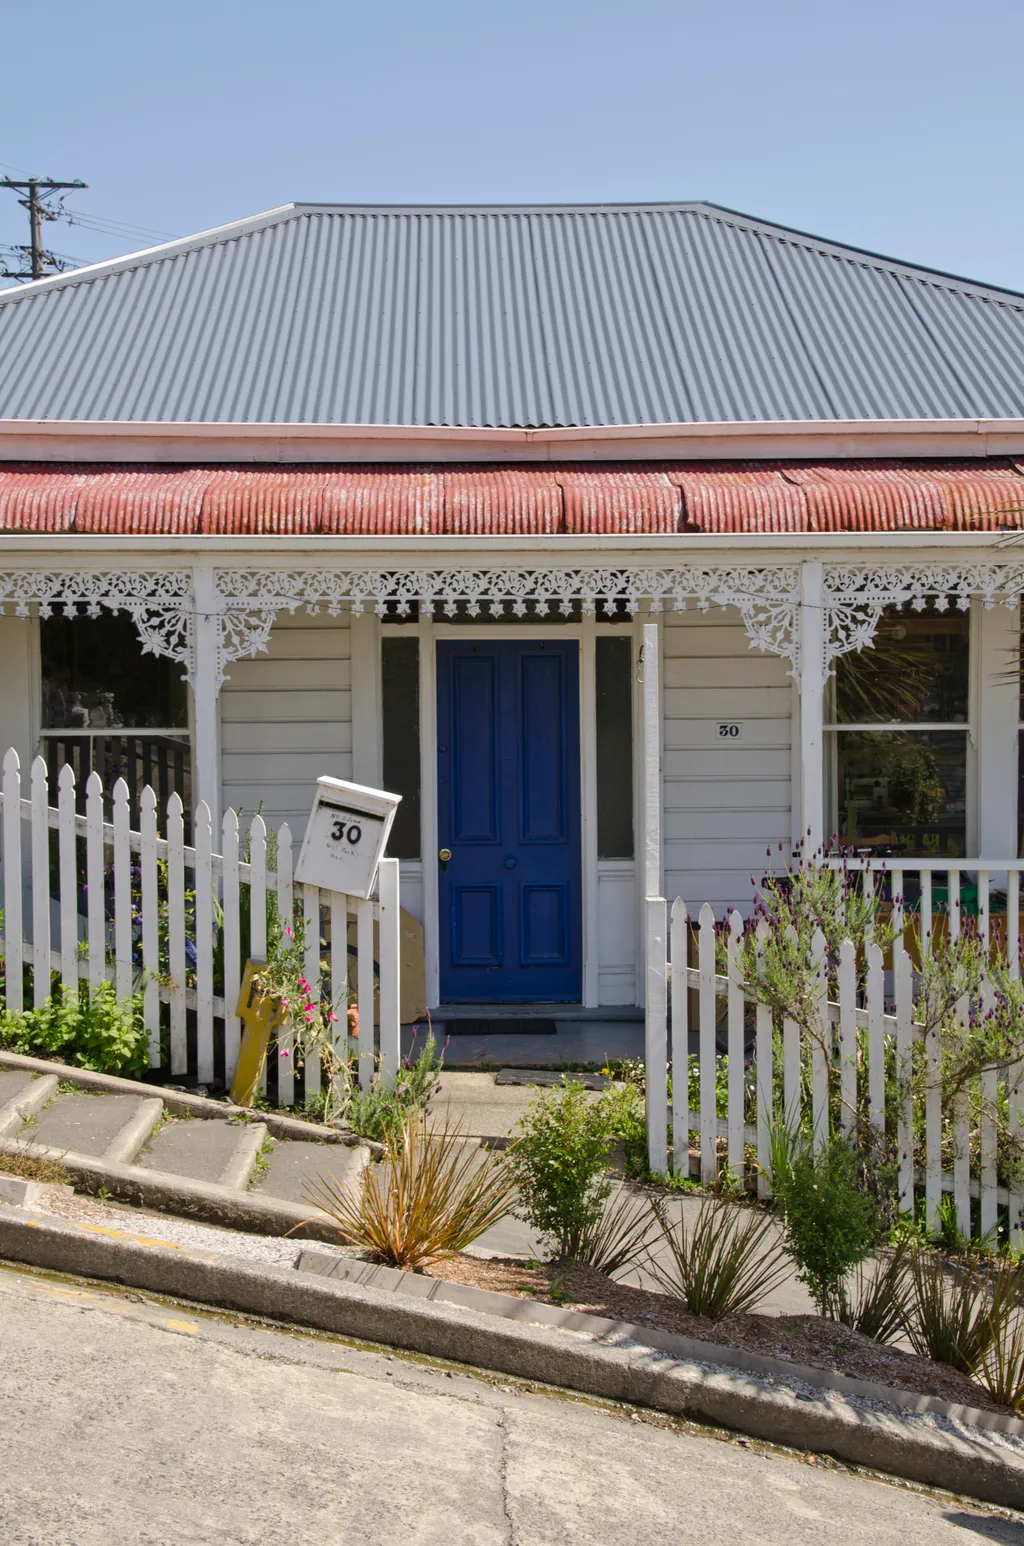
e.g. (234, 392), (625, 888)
(717, 722), (743, 741)
(295, 775), (402, 899)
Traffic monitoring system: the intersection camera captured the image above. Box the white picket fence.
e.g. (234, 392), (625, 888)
(0, 750), (401, 1096)
(645, 894), (1024, 1245)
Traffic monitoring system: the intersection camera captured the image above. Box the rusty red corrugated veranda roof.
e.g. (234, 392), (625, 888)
(1, 461), (1023, 536)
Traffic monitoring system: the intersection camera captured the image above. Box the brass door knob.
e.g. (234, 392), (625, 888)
(439, 848), (452, 862)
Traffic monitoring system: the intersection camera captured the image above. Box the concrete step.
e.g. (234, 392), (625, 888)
(254, 1139), (368, 1207)
(29, 1093), (158, 1160)
(139, 1118), (267, 1190)
(0, 1070), (35, 1110)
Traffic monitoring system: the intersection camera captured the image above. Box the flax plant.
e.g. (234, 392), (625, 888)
(643, 1196), (790, 1320)
(303, 1113), (515, 1272)
(904, 1252), (1000, 1374)
(572, 1183), (660, 1277)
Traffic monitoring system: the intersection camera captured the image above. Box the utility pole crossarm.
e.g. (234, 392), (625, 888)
(0, 177), (87, 281)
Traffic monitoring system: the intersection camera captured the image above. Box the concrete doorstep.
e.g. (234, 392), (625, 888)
(1, 1203), (1023, 1512)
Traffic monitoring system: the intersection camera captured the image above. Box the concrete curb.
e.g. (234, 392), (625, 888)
(0, 1050), (369, 1148)
(1, 1205), (1023, 1510)
(0, 1136), (352, 1244)
(297, 1248), (1024, 1441)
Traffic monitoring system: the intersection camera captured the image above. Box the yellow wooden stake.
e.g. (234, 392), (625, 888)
(230, 960), (286, 1108)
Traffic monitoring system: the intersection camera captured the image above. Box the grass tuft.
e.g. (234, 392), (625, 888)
(0, 1150), (70, 1185)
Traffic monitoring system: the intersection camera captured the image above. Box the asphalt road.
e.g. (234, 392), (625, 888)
(0, 1260), (1022, 1546)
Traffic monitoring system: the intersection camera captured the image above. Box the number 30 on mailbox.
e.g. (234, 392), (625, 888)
(294, 775), (402, 899)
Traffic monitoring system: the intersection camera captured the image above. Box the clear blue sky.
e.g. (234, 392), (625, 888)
(2, 0), (1023, 291)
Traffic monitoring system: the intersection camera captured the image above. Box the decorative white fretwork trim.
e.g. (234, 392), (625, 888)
(5, 560), (1024, 693)
(0, 570), (195, 675)
(822, 563), (1024, 673)
(212, 566), (803, 680)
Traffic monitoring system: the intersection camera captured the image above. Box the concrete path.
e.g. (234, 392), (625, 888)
(0, 1258), (1016, 1546)
(0, 1059), (370, 1229)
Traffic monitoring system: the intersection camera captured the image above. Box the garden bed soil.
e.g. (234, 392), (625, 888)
(426, 1254), (1007, 1413)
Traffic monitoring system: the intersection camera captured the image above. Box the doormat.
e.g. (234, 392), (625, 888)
(436, 1019), (558, 1036)
(495, 1068), (612, 1090)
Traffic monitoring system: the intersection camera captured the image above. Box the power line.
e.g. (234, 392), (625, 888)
(62, 207), (178, 243)
(0, 175), (87, 280)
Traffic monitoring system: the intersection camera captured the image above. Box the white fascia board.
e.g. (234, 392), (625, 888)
(0, 531), (1019, 561)
(2, 416), (1024, 463)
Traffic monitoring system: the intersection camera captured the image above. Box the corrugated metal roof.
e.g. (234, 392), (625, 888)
(2, 461), (1023, 535)
(0, 203), (1022, 428)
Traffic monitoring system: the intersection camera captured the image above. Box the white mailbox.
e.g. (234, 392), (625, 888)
(294, 776), (402, 900)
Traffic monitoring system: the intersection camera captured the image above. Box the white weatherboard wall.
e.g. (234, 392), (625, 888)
(662, 609), (792, 913)
(0, 615), (37, 771)
(220, 612), (353, 837)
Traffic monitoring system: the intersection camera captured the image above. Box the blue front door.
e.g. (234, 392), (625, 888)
(437, 639), (582, 1003)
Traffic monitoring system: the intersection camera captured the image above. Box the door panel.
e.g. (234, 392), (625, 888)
(438, 640), (582, 1002)
(451, 656), (498, 841)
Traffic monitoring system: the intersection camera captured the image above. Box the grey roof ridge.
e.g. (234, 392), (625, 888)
(1, 195), (1021, 315)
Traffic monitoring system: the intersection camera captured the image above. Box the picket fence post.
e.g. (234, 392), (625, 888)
(140, 786), (160, 1067)
(30, 757), (50, 1008)
(167, 792), (187, 1076)
(698, 904), (717, 1183)
(57, 762), (77, 997)
(85, 771), (104, 993)
(221, 809), (241, 1082)
(644, 894), (668, 1176)
(726, 910), (744, 1174)
(754, 919), (772, 1198)
(670, 898), (689, 1177)
(2, 749), (23, 1011)
(377, 857), (401, 1084)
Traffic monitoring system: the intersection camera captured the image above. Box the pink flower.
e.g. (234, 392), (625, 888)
(327, 1012), (338, 1023)
(280, 998), (289, 1009)
(284, 926), (293, 938)
(280, 1049), (290, 1059)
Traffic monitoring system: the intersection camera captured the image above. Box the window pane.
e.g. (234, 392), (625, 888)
(41, 614), (188, 729)
(382, 637), (421, 859)
(832, 730), (967, 856)
(832, 604), (969, 724)
(596, 636), (634, 858)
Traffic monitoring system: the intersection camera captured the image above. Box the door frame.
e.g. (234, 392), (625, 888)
(380, 615), (639, 1009)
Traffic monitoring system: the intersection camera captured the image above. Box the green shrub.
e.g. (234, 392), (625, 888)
(601, 1081), (648, 1177)
(506, 1079), (616, 1260)
(341, 1034), (444, 1148)
(0, 982), (150, 1078)
(772, 1134), (880, 1317)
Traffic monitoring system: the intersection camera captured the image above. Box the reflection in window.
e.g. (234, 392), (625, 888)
(832, 605), (968, 724)
(833, 731), (966, 857)
(596, 637), (634, 858)
(827, 603), (970, 858)
(41, 614), (188, 730)
(382, 637), (421, 859)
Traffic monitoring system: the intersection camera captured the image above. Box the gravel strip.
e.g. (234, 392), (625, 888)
(563, 1322), (1024, 1456)
(17, 1186), (351, 1270)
